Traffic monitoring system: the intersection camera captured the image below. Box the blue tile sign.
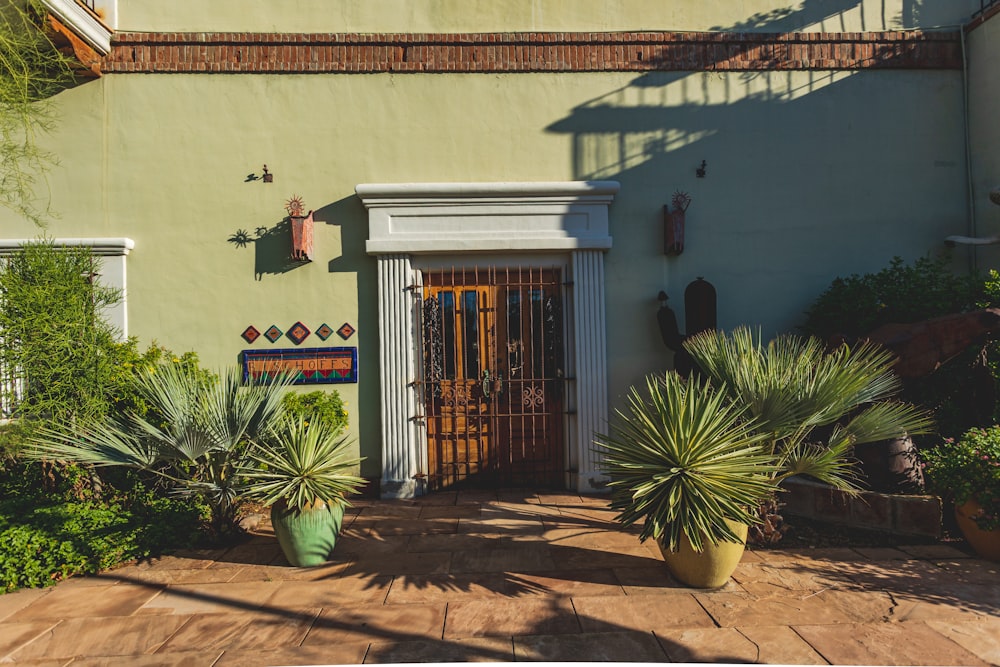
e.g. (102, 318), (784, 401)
(242, 347), (358, 385)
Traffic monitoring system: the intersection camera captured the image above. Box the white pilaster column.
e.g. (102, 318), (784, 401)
(376, 254), (425, 498)
(571, 249), (610, 493)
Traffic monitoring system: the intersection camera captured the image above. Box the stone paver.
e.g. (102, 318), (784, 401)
(444, 597), (579, 639)
(0, 588), (50, 622)
(303, 602), (447, 644)
(926, 616), (1000, 666)
(69, 650), (225, 666)
(366, 637), (514, 663)
(7, 616), (190, 661)
(573, 593), (716, 632)
(154, 608), (321, 653)
(513, 630), (667, 661)
(794, 621), (992, 666)
(215, 642), (370, 666)
(2, 493), (999, 666)
(655, 626), (763, 663)
(8, 584), (162, 621)
(736, 625), (829, 664)
(384, 573), (510, 603)
(136, 581), (282, 615)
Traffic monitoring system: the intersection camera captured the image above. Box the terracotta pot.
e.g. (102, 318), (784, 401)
(270, 499), (345, 567)
(955, 499), (1000, 562)
(657, 521), (748, 588)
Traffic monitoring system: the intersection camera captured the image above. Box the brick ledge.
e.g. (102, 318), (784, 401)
(103, 30), (962, 73)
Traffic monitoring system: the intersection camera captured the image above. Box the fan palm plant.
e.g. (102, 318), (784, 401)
(26, 363), (293, 538)
(682, 326), (934, 491)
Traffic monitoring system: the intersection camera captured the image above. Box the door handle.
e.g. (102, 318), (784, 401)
(482, 370), (503, 398)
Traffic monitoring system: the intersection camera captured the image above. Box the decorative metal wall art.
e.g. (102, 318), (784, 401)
(285, 195), (314, 262)
(663, 191), (691, 256)
(242, 347), (358, 385)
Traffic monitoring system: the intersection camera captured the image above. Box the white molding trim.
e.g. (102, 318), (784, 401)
(39, 0), (114, 54)
(359, 181), (619, 255)
(0, 237), (133, 337)
(0, 238), (133, 257)
(358, 182), (618, 498)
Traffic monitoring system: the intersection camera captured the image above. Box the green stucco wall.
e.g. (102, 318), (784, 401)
(116, 0), (981, 33)
(968, 12), (1000, 268)
(1, 65), (968, 476)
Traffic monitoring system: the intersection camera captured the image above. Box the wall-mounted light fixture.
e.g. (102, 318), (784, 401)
(663, 191), (691, 256)
(695, 160), (707, 178)
(286, 195), (313, 262)
(262, 165), (273, 183)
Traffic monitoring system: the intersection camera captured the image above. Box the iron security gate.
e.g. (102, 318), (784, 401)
(420, 266), (565, 490)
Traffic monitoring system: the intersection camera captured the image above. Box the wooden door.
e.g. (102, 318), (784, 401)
(421, 267), (564, 490)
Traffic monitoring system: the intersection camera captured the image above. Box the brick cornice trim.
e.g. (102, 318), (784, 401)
(103, 30), (961, 73)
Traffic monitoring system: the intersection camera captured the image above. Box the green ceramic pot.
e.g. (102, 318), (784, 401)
(270, 499), (345, 567)
(657, 521), (748, 588)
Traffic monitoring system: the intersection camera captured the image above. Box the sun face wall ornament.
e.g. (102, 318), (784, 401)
(285, 195), (314, 262)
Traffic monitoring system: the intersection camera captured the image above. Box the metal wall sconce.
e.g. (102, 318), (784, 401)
(695, 160), (707, 178)
(663, 191), (692, 256)
(286, 195), (313, 262)
(262, 165), (273, 183)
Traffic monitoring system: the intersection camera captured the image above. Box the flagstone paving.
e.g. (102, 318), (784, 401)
(1, 490), (998, 665)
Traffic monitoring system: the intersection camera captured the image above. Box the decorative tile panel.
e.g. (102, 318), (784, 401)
(264, 325), (283, 343)
(241, 348), (358, 385)
(337, 322), (356, 340)
(241, 326), (261, 344)
(315, 323), (334, 341)
(286, 321), (311, 345)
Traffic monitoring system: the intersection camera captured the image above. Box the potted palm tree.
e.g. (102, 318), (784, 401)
(240, 414), (365, 567)
(598, 372), (780, 588)
(599, 326), (933, 588)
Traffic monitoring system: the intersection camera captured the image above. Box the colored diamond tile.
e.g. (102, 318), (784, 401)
(337, 322), (356, 340)
(287, 321), (311, 345)
(315, 323), (334, 341)
(241, 326), (261, 344)
(264, 325), (283, 343)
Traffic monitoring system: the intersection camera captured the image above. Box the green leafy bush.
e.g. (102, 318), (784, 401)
(0, 240), (124, 423)
(0, 466), (205, 592)
(922, 427), (1000, 530)
(281, 389), (349, 433)
(801, 254), (982, 340)
(801, 255), (1000, 437)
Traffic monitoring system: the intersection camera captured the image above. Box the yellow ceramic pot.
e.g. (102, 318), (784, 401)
(955, 499), (1000, 562)
(657, 521), (748, 588)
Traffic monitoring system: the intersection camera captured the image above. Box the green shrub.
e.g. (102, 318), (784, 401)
(282, 389), (349, 433)
(922, 427), (1000, 530)
(801, 255), (1000, 437)
(0, 471), (205, 592)
(801, 254), (982, 340)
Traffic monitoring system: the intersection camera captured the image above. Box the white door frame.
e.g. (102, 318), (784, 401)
(358, 182), (619, 498)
